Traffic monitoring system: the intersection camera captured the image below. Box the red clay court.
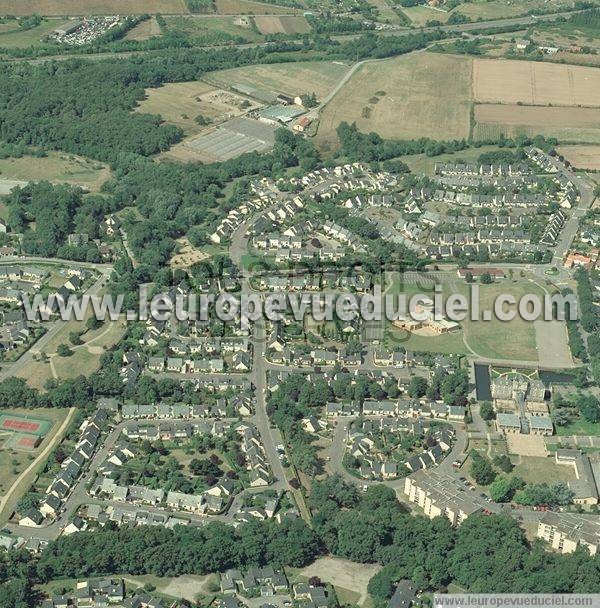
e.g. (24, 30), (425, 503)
(0, 413), (51, 437)
(1, 418), (41, 433)
(17, 435), (41, 449)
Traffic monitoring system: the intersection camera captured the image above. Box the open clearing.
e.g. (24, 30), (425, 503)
(135, 81), (261, 135)
(163, 15), (264, 43)
(299, 557), (381, 606)
(510, 455), (574, 483)
(210, 60), (350, 101)
(316, 52), (472, 151)
(0, 0), (189, 15)
(557, 145), (600, 170)
(254, 15), (311, 34)
(400, 5), (449, 26)
(170, 237), (211, 268)
(215, 0), (298, 14)
(0, 153), (110, 191)
(473, 59), (600, 107)
(16, 310), (126, 389)
(124, 16), (162, 40)
(123, 573), (217, 602)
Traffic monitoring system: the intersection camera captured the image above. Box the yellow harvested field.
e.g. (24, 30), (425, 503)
(211, 60), (350, 99)
(215, 0), (297, 14)
(316, 52), (472, 151)
(0, 153), (110, 191)
(0, 0), (188, 15)
(473, 59), (600, 107)
(556, 145), (600, 170)
(135, 81), (261, 134)
(254, 15), (311, 34)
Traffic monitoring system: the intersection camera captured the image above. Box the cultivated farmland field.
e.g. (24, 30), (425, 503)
(254, 15), (311, 34)
(474, 104), (600, 143)
(473, 59), (600, 107)
(556, 145), (600, 170)
(0, 0), (189, 15)
(316, 52), (472, 152)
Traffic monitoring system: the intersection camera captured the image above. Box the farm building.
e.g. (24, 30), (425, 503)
(259, 105), (305, 125)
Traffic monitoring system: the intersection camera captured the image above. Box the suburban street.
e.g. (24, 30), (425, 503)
(0, 264), (113, 382)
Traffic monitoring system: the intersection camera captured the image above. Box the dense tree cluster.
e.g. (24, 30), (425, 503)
(6, 182), (112, 260)
(570, 8), (600, 28)
(513, 482), (574, 507)
(470, 451), (496, 485)
(114, 128), (319, 269)
(37, 518), (320, 580)
(309, 476), (600, 597)
(2, 477), (600, 602)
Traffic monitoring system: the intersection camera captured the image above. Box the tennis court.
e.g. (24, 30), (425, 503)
(0, 412), (52, 437)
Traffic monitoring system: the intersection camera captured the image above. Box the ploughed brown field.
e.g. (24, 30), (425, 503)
(254, 15), (311, 34)
(475, 104), (600, 129)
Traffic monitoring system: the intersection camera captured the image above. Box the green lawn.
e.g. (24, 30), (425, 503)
(382, 273), (544, 361)
(511, 455), (574, 485)
(456, 279), (544, 362)
(556, 417), (600, 437)
(400, 5), (449, 26)
(0, 20), (60, 49)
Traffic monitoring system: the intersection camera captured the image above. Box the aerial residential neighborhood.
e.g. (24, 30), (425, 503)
(0, 0), (599, 606)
